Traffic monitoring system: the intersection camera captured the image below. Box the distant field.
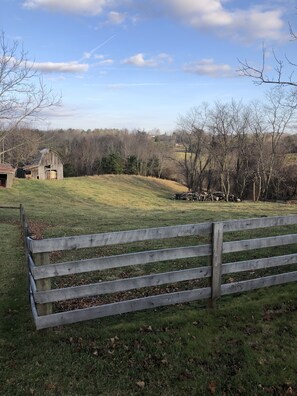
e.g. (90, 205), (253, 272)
(1, 175), (297, 236)
(1, 175), (297, 395)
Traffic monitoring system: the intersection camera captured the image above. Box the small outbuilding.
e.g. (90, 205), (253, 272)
(0, 163), (15, 188)
(24, 148), (63, 180)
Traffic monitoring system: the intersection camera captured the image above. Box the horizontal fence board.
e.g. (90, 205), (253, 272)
(223, 234), (297, 254)
(34, 266), (212, 303)
(32, 244), (211, 280)
(222, 253), (297, 275)
(221, 271), (297, 295)
(35, 287), (211, 330)
(222, 215), (297, 232)
(28, 215), (297, 254)
(28, 222), (212, 253)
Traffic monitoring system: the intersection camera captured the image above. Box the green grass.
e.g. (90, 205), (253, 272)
(1, 175), (297, 395)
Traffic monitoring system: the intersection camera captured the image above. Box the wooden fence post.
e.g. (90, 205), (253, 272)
(34, 252), (52, 316)
(211, 222), (223, 306)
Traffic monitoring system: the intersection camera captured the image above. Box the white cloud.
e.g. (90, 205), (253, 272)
(122, 53), (172, 68)
(183, 59), (235, 78)
(157, 0), (285, 41)
(30, 61), (89, 73)
(96, 59), (114, 65)
(23, 0), (113, 15)
(22, 0), (286, 42)
(107, 11), (126, 24)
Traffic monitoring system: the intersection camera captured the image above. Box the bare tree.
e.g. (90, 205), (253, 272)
(231, 102), (254, 199)
(0, 32), (61, 162)
(176, 105), (211, 192)
(209, 101), (239, 200)
(249, 88), (296, 200)
(238, 25), (297, 90)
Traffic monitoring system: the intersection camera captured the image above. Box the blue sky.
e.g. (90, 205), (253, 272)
(1, 0), (296, 132)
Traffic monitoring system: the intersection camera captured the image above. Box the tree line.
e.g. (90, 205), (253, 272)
(2, 128), (178, 180)
(2, 87), (297, 201)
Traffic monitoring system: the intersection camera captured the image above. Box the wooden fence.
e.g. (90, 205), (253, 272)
(20, 210), (297, 330)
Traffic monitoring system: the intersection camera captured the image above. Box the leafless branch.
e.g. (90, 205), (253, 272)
(0, 31), (61, 158)
(238, 35), (297, 88)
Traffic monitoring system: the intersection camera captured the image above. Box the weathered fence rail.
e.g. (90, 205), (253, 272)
(21, 213), (297, 330)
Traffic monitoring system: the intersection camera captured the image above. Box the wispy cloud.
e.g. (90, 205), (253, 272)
(183, 59), (235, 78)
(122, 53), (172, 68)
(96, 59), (114, 65)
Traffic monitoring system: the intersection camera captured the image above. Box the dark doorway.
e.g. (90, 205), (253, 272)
(0, 174), (7, 187)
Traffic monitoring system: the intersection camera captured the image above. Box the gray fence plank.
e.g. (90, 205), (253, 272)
(223, 234), (297, 254)
(221, 271), (297, 295)
(34, 266), (212, 303)
(27, 215), (297, 254)
(35, 287), (211, 329)
(222, 215), (297, 232)
(27, 222), (212, 253)
(222, 253), (297, 274)
(32, 244), (212, 280)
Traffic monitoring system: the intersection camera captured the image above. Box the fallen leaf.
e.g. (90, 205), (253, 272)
(136, 381), (145, 389)
(208, 381), (217, 395)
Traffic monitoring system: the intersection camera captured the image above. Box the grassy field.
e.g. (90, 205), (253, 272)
(1, 175), (297, 395)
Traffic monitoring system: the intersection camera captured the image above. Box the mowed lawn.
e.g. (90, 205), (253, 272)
(1, 175), (297, 395)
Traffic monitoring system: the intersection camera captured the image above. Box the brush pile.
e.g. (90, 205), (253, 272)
(174, 191), (241, 202)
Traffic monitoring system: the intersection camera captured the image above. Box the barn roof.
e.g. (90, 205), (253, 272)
(28, 148), (49, 166)
(0, 163), (15, 174)
(24, 148), (63, 169)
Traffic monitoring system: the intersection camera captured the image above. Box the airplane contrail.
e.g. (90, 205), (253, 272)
(78, 35), (116, 62)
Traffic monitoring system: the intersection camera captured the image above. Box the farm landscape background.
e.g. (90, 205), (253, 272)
(4, 95), (297, 203)
(1, 176), (297, 394)
(2, 0), (297, 394)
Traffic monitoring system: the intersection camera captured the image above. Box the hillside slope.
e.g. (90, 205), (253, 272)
(1, 174), (297, 237)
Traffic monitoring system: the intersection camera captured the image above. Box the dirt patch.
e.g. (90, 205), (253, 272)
(28, 220), (49, 240)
